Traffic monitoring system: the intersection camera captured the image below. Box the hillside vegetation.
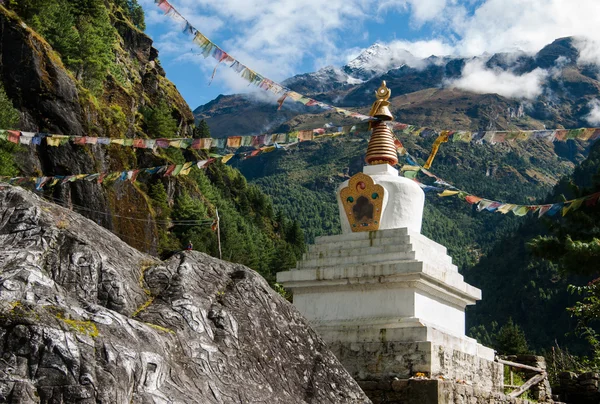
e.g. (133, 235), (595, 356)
(0, 0), (305, 286)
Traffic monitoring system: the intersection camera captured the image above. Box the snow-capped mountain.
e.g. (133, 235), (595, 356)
(282, 65), (360, 95)
(196, 37), (600, 138)
(283, 43), (420, 95)
(343, 43), (403, 80)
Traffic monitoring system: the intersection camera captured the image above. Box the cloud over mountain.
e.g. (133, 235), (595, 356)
(445, 60), (549, 100)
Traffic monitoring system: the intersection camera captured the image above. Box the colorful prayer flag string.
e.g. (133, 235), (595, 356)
(0, 134), (309, 190)
(153, 0), (373, 122)
(153, 1), (600, 147)
(397, 144), (600, 219)
(0, 123), (370, 152)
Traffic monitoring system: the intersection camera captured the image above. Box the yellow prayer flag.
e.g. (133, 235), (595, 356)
(221, 154), (234, 163)
(438, 190), (460, 197)
(498, 204), (517, 214)
(179, 162), (194, 176)
(46, 137), (61, 147)
(570, 198), (585, 211)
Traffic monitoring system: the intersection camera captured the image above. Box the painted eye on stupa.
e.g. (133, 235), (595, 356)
(372, 193), (379, 199)
(347, 196), (354, 203)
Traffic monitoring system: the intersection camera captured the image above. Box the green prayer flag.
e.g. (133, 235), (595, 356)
(403, 171), (418, 179)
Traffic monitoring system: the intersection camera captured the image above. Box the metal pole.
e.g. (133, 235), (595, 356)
(216, 208), (222, 260)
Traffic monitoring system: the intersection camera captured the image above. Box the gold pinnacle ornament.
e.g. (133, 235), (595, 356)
(365, 81), (398, 166)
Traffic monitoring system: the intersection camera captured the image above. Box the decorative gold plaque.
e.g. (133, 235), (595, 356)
(340, 173), (385, 232)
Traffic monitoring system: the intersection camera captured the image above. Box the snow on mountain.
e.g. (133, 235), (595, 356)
(283, 43), (425, 93)
(343, 43), (422, 80)
(282, 65), (360, 95)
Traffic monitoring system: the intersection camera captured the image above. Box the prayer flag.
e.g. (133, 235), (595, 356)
(227, 136), (242, 148)
(546, 204), (563, 216)
(7, 130), (20, 144)
(253, 135), (266, 147)
(241, 136), (253, 147)
(164, 165), (176, 176)
(512, 206), (529, 216)
(46, 137), (61, 147)
(277, 93), (288, 110)
(498, 204), (517, 214)
(403, 171), (418, 180)
(199, 138), (212, 149)
(465, 195), (482, 205)
(156, 139), (170, 148)
(438, 190), (460, 197)
(179, 162), (194, 176)
(171, 164), (184, 176)
(298, 130), (313, 142)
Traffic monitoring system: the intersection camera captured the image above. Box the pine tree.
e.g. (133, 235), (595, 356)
(0, 85), (21, 177)
(495, 318), (530, 355)
(193, 120), (211, 139)
(143, 100), (178, 139)
(0, 86), (19, 129)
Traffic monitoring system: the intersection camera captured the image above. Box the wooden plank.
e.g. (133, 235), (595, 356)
(508, 373), (546, 398)
(496, 358), (544, 373)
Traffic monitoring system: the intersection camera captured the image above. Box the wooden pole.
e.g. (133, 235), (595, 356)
(496, 358), (544, 373)
(216, 208), (222, 260)
(508, 373), (546, 398)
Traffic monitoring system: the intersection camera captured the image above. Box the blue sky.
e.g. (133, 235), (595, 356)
(138, 0), (600, 111)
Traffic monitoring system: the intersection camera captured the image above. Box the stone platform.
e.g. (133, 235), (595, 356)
(277, 228), (503, 393)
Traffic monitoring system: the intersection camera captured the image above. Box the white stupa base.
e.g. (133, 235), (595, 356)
(337, 164), (425, 234)
(277, 228), (502, 392)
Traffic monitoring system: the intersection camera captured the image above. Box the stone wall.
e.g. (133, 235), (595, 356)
(328, 341), (503, 392)
(555, 371), (600, 403)
(358, 378), (532, 404)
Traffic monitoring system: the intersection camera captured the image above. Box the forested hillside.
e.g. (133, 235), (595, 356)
(466, 139), (600, 356)
(0, 0), (304, 285)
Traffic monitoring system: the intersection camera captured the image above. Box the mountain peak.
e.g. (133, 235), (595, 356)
(343, 43), (413, 80)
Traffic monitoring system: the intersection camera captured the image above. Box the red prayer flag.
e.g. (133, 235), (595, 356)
(7, 130), (20, 144)
(465, 195), (483, 205)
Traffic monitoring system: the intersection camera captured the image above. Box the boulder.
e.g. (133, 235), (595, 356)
(0, 184), (370, 403)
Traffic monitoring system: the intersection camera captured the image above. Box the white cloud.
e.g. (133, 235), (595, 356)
(141, 0), (600, 99)
(585, 99), (600, 125)
(574, 37), (600, 67)
(373, 0), (600, 63)
(386, 39), (454, 60)
(445, 59), (549, 100)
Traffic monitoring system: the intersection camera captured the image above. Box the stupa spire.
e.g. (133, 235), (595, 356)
(365, 81), (398, 166)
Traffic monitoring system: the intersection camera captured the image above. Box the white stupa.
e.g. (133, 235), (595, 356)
(277, 82), (502, 391)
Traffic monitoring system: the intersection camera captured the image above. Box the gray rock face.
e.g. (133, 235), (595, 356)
(0, 185), (370, 403)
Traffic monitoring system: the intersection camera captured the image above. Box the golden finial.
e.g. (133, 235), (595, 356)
(368, 81), (393, 121)
(365, 81), (398, 166)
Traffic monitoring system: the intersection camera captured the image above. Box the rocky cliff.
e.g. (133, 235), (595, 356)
(0, 184), (369, 403)
(0, 2), (306, 282)
(0, 3), (192, 254)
